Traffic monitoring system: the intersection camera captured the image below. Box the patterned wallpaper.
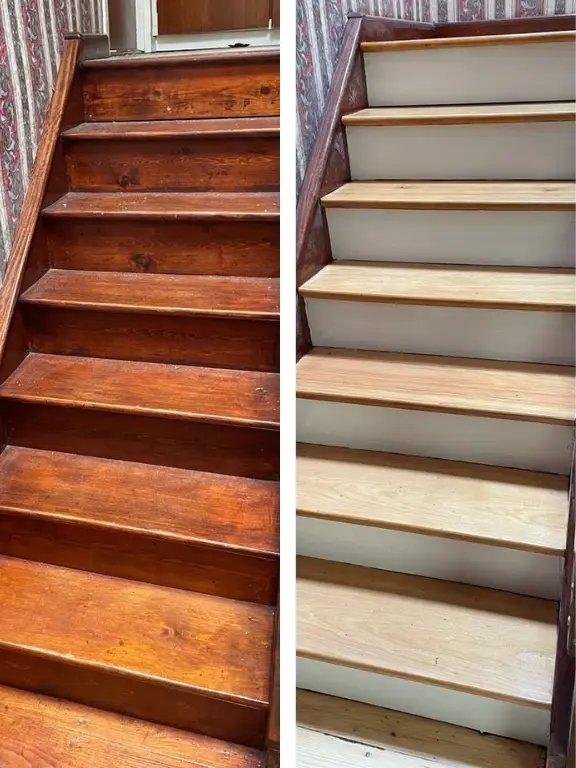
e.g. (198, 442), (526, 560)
(296, 0), (575, 190)
(0, 0), (105, 276)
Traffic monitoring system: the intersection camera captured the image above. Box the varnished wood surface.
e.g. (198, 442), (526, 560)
(43, 191), (280, 219)
(435, 15), (575, 37)
(300, 261), (576, 312)
(297, 444), (568, 555)
(0, 354), (280, 429)
(22, 270), (280, 320)
(322, 181), (576, 211)
(157, 0), (271, 35)
(344, 102), (576, 126)
(63, 116), (280, 138)
(82, 47), (280, 69)
(0, 684), (263, 768)
(296, 348), (576, 425)
(297, 557), (557, 708)
(361, 29), (576, 50)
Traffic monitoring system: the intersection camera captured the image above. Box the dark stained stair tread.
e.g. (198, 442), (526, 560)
(62, 116), (280, 139)
(21, 270), (280, 320)
(0, 353), (280, 429)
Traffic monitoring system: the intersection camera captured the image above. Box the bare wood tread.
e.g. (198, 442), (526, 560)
(343, 102), (576, 126)
(0, 684), (262, 768)
(297, 444), (568, 555)
(62, 116), (280, 139)
(361, 29), (576, 51)
(0, 555), (273, 706)
(0, 446), (279, 556)
(83, 46), (280, 69)
(299, 261), (576, 312)
(0, 354), (280, 430)
(42, 192), (280, 219)
(297, 690), (546, 768)
(297, 556), (557, 708)
(296, 348), (576, 425)
(21, 270), (280, 320)
(321, 182), (576, 211)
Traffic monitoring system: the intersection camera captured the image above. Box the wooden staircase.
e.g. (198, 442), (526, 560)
(0, 39), (279, 767)
(297, 24), (575, 764)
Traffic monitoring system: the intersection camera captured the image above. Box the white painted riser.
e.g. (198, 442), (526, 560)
(364, 42), (575, 106)
(296, 658), (550, 746)
(297, 399), (574, 475)
(305, 299), (576, 366)
(297, 516), (562, 600)
(326, 209), (576, 266)
(346, 122), (575, 181)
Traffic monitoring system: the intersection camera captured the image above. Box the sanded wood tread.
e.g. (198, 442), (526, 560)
(297, 556), (557, 708)
(21, 270), (280, 320)
(361, 30), (576, 51)
(0, 555), (273, 706)
(42, 192), (280, 219)
(321, 182), (576, 211)
(343, 102), (576, 126)
(297, 444), (568, 555)
(0, 446), (279, 556)
(297, 690), (546, 768)
(299, 261), (576, 312)
(0, 684), (261, 768)
(63, 116), (280, 139)
(83, 46), (280, 69)
(0, 354), (280, 429)
(296, 348), (576, 425)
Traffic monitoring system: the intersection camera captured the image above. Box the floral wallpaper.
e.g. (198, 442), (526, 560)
(296, 0), (575, 190)
(0, 0), (105, 277)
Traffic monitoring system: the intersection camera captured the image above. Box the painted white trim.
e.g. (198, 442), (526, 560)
(135, 0), (153, 52)
(297, 516), (563, 599)
(155, 28), (280, 52)
(100, 0), (110, 35)
(296, 658), (550, 746)
(296, 399), (575, 475)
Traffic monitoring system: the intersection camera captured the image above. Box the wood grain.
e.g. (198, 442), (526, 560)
(0, 354), (280, 430)
(321, 182), (576, 211)
(296, 348), (576, 425)
(300, 261), (576, 312)
(361, 29), (576, 50)
(63, 117), (280, 139)
(297, 556), (557, 708)
(297, 443), (569, 555)
(157, 0), (271, 34)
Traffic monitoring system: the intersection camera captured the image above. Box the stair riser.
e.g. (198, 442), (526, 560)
(65, 137), (279, 193)
(297, 516), (562, 599)
(305, 299), (575, 366)
(297, 399), (574, 474)
(83, 59), (280, 121)
(24, 307), (279, 373)
(325, 209), (575, 266)
(347, 122), (575, 180)
(364, 41), (575, 105)
(296, 658), (549, 746)
(45, 218), (279, 277)
(3, 403), (280, 481)
(0, 645), (267, 748)
(0, 512), (278, 604)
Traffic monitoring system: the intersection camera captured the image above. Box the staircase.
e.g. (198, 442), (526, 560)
(297, 28), (575, 762)
(0, 44), (279, 766)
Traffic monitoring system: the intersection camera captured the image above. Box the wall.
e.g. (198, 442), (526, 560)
(296, 0), (575, 190)
(0, 0), (106, 276)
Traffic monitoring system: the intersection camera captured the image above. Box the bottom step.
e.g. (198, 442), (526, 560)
(0, 684), (262, 768)
(297, 690), (546, 768)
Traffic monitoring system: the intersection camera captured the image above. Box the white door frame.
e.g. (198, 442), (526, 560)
(135, 0), (155, 52)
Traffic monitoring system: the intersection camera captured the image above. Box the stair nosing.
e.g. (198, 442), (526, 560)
(82, 47), (280, 70)
(62, 117), (280, 140)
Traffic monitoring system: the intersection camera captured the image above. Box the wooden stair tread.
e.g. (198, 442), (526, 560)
(361, 30), (576, 51)
(343, 102), (576, 126)
(321, 181), (576, 211)
(297, 556), (557, 708)
(297, 444), (568, 555)
(21, 270), (280, 320)
(0, 353), (280, 429)
(0, 555), (273, 706)
(296, 348), (575, 425)
(297, 690), (546, 768)
(83, 46), (280, 69)
(0, 684), (261, 768)
(63, 116), (280, 139)
(299, 261), (576, 312)
(0, 446), (279, 556)
(42, 192), (280, 220)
